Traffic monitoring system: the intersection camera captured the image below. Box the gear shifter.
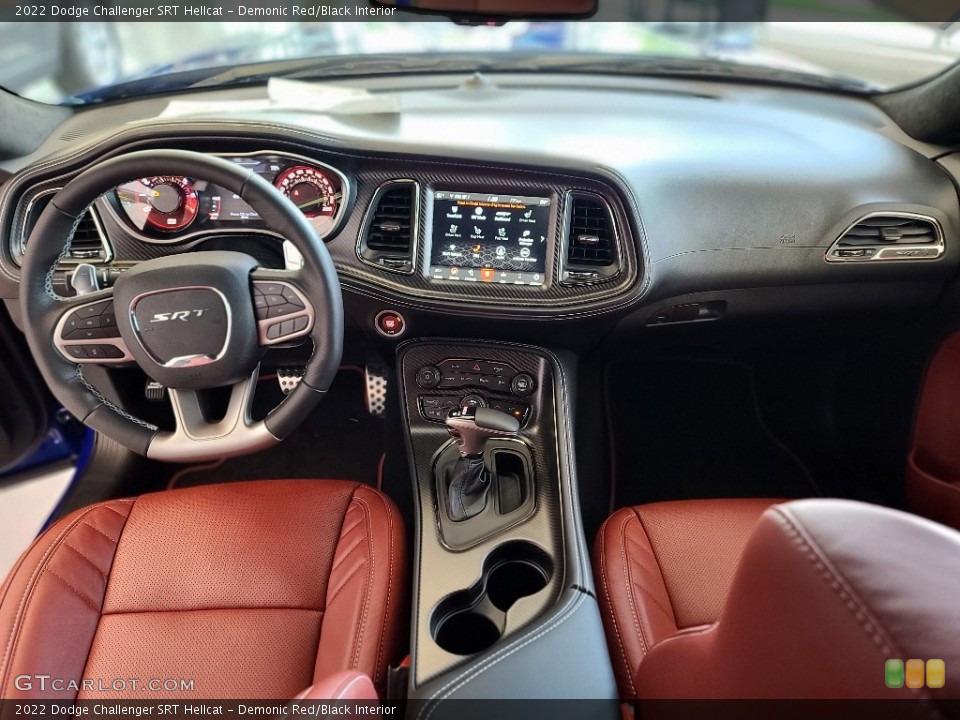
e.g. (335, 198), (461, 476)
(444, 406), (520, 522)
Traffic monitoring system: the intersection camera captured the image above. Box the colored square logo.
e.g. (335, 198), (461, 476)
(927, 660), (946, 689)
(906, 659), (926, 689)
(886, 659), (904, 688)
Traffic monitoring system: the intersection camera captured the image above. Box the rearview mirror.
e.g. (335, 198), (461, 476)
(371, 0), (597, 20)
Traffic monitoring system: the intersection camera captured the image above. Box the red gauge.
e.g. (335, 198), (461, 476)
(274, 165), (340, 219)
(117, 176), (199, 232)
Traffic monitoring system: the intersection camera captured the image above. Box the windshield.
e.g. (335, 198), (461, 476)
(4, 19), (960, 104)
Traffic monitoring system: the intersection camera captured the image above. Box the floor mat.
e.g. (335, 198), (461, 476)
(171, 369), (384, 489)
(608, 358), (818, 509)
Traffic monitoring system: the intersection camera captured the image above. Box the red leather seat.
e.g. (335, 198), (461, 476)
(0, 479), (406, 700)
(595, 498), (960, 700)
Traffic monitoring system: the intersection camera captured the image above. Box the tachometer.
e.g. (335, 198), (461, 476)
(274, 166), (340, 220)
(116, 176), (199, 232)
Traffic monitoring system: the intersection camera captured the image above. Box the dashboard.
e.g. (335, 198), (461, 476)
(1, 73), (959, 332)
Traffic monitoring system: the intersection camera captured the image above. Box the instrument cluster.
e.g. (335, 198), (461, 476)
(110, 153), (349, 243)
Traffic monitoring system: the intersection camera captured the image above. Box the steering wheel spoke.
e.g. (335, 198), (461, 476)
(53, 290), (135, 365)
(250, 268), (315, 346)
(148, 366), (277, 462)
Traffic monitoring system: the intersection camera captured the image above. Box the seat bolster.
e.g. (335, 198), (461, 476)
(635, 500), (960, 699)
(0, 499), (134, 699)
(296, 672), (377, 701)
(314, 485), (407, 695)
(593, 507), (678, 698)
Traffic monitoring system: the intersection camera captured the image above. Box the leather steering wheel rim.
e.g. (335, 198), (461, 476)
(19, 149), (343, 462)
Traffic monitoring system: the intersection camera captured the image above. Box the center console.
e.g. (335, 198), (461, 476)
(397, 340), (618, 708)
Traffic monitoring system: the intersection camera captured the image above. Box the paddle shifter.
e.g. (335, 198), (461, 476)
(444, 406), (520, 522)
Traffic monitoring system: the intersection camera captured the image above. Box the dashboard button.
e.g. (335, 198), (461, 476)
(511, 373), (535, 397)
(478, 361), (515, 378)
(375, 310), (406, 338)
(438, 360), (465, 373)
(416, 365), (442, 389)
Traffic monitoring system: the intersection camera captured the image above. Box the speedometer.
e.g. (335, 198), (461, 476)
(274, 166), (340, 220)
(116, 176), (199, 232)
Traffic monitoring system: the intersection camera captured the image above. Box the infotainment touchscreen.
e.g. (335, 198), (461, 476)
(429, 191), (551, 286)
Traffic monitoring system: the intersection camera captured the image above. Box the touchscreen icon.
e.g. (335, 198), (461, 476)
(481, 268), (495, 282)
(522, 230), (531, 237)
(451, 206), (459, 213)
(496, 246), (507, 257)
(520, 247), (531, 258)
(498, 228), (507, 237)
(471, 244), (482, 253)
(474, 207), (484, 216)
(473, 226), (483, 236)
(449, 224), (458, 234)
(524, 210), (533, 219)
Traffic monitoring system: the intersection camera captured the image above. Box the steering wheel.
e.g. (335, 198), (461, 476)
(19, 150), (343, 463)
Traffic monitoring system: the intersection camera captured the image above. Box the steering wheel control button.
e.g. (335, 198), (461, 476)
(416, 365), (442, 389)
(61, 299), (119, 339)
(252, 280), (313, 345)
(64, 345), (88, 359)
(511, 373), (536, 397)
(375, 310), (406, 338)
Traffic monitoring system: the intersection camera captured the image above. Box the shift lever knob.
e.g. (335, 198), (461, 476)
(445, 406), (520, 457)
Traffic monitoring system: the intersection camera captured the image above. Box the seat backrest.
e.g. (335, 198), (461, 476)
(634, 499), (960, 701)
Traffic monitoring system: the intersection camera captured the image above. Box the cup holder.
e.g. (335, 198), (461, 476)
(430, 541), (554, 656)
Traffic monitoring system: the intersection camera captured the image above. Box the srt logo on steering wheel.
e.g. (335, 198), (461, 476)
(150, 309), (210, 323)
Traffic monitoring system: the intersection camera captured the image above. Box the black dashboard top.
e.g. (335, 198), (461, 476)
(1, 73), (958, 324)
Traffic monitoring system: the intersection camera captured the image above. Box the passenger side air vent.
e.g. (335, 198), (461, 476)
(17, 193), (111, 266)
(560, 192), (621, 284)
(826, 213), (943, 262)
(358, 180), (419, 274)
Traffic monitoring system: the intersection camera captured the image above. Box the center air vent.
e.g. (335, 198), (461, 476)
(826, 213), (943, 262)
(560, 192), (621, 284)
(18, 193), (111, 265)
(358, 180), (419, 274)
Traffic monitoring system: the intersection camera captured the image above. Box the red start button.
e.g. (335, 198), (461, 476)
(374, 310), (406, 338)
